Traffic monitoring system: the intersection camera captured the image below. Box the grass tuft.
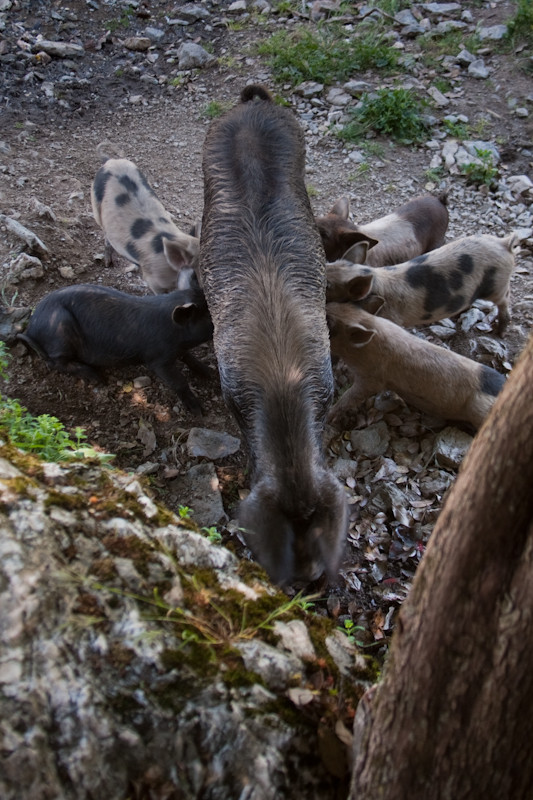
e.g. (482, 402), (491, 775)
(338, 87), (430, 144)
(258, 26), (398, 86)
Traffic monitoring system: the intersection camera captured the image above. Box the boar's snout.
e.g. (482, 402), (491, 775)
(239, 472), (347, 586)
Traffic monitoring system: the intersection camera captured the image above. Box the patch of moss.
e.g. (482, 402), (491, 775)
(44, 489), (87, 510)
(108, 642), (135, 670)
(90, 557), (118, 581)
(160, 642), (219, 675)
(101, 532), (156, 578)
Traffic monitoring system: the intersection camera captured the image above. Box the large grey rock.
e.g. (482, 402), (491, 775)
(0, 447), (374, 799)
(32, 39), (84, 57)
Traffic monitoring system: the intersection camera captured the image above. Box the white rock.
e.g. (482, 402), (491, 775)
(434, 427), (472, 469)
(468, 59), (490, 79)
(478, 24), (508, 41)
(428, 85), (450, 107)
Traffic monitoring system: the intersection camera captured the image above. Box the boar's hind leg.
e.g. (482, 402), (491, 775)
(152, 361), (203, 415)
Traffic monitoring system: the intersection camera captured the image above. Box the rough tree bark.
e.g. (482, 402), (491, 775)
(349, 332), (533, 800)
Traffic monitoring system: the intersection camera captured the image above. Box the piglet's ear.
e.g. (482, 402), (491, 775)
(163, 231), (199, 271)
(172, 302), (199, 324)
(343, 237), (379, 263)
(362, 295), (385, 315)
(346, 272), (373, 302)
(328, 196), (350, 219)
(349, 324), (375, 348)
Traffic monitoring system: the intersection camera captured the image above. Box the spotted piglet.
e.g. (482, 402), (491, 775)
(91, 158), (199, 293)
(326, 302), (506, 430)
(316, 193), (449, 266)
(326, 233), (518, 335)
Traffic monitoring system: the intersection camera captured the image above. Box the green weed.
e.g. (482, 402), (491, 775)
(505, 0), (533, 45)
(257, 26), (397, 86)
(419, 29), (481, 62)
(202, 526), (223, 544)
(424, 166), (445, 183)
(442, 118), (470, 138)
(178, 505), (193, 519)
(0, 342), (113, 463)
(348, 163), (372, 182)
(106, 5), (135, 32)
(460, 147), (499, 188)
(338, 87), (429, 144)
(201, 100), (232, 119)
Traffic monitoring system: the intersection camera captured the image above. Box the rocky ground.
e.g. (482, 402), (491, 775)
(1, 0), (532, 654)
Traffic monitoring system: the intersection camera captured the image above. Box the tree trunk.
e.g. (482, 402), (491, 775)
(349, 332), (533, 800)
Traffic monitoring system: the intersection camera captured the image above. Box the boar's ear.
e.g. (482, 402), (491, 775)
(361, 294), (385, 315)
(163, 231), (200, 271)
(328, 196), (350, 219)
(349, 324), (375, 348)
(172, 301), (201, 325)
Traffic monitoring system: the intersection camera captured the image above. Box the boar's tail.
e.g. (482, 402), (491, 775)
(96, 139), (125, 163)
(436, 190), (448, 206)
(240, 85), (272, 104)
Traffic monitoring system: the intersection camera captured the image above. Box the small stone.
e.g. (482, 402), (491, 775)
(123, 37), (152, 52)
(434, 427), (472, 469)
(133, 376), (152, 388)
(478, 24), (508, 41)
(237, 639), (303, 691)
(428, 85), (450, 107)
(187, 427), (241, 460)
(468, 59), (490, 79)
(169, 463), (227, 527)
(343, 79), (371, 97)
(273, 620), (316, 660)
(350, 421), (390, 458)
(294, 81), (324, 98)
(177, 42), (216, 70)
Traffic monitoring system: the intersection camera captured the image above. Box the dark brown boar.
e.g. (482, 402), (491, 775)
(198, 85), (348, 586)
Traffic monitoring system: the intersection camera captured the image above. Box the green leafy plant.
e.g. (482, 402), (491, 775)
(505, 0), (533, 45)
(202, 100), (232, 119)
(202, 526), (223, 544)
(178, 505), (192, 519)
(460, 147), (499, 188)
(258, 26), (397, 86)
(338, 87), (429, 143)
(339, 619), (366, 647)
(106, 4), (135, 32)
(424, 166), (445, 183)
(0, 342), (113, 463)
(442, 118), (470, 139)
